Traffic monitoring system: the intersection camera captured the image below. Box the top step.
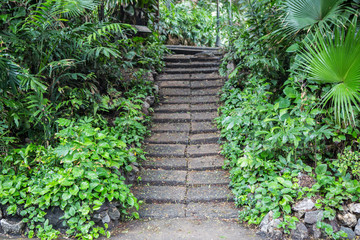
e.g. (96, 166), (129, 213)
(166, 45), (223, 56)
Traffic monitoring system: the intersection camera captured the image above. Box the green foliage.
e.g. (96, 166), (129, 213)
(299, 20), (360, 126)
(283, 0), (349, 33)
(220, 0), (360, 237)
(157, 0), (217, 46)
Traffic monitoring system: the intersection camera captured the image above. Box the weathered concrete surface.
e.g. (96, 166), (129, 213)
(110, 218), (259, 240)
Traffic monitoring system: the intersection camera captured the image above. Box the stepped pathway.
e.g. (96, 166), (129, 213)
(111, 48), (260, 239)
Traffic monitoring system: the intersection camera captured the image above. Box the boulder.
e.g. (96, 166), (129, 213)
(145, 96), (155, 106)
(142, 101), (150, 115)
(340, 226), (356, 239)
(337, 213), (357, 228)
(354, 219), (360, 235)
(348, 203), (360, 215)
(0, 219), (25, 235)
(258, 211), (282, 237)
(293, 198), (315, 212)
(311, 224), (322, 239)
(329, 218), (341, 233)
(304, 210), (323, 224)
(93, 211), (111, 224)
(259, 211), (272, 233)
(291, 222), (309, 240)
(108, 207), (121, 221)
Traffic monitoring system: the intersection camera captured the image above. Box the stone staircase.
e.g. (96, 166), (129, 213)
(132, 50), (238, 219)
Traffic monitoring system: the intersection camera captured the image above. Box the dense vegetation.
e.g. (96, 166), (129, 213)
(217, 0), (360, 238)
(0, 0), (166, 239)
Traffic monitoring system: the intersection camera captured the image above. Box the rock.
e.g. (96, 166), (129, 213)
(0, 209), (2, 219)
(226, 62), (235, 76)
(145, 96), (155, 106)
(293, 198), (315, 212)
(45, 207), (65, 229)
(130, 164), (140, 174)
(102, 213), (111, 224)
(304, 210), (323, 224)
(145, 72), (154, 82)
(291, 222), (309, 240)
(93, 211), (111, 223)
(142, 101), (150, 115)
(337, 213), (357, 227)
(258, 211), (282, 236)
(259, 211), (272, 233)
(348, 203), (360, 214)
(311, 224), (322, 238)
(354, 219), (360, 235)
(272, 230), (283, 240)
(340, 226), (356, 239)
(154, 85), (159, 95)
(295, 211), (305, 219)
(0, 219), (25, 235)
(108, 207), (121, 221)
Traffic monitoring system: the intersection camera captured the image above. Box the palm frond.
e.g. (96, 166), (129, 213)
(299, 19), (360, 126)
(283, 0), (350, 33)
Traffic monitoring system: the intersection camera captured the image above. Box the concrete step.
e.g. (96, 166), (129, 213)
(162, 68), (219, 74)
(190, 103), (218, 112)
(186, 202), (238, 219)
(145, 144), (187, 158)
(133, 185), (186, 203)
(153, 113), (191, 123)
(166, 62), (220, 68)
(164, 55), (222, 63)
(187, 170), (229, 185)
(139, 203), (186, 219)
(191, 88), (221, 96)
(160, 88), (191, 96)
(158, 81), (190, 88)
(165, 45), (222, 55)
(186, 185), (234, 203)
(187, 144), (221, 157)
(191, 121), (218, 134)
(191, 80), (224, 89)
(162, 96), (220, 104)
(189, 132), (220, 144)
(157, 73), (222, 81)
(191, 111), (218, 122)
(146, 132), (189, 144)
(140, 169), (187, 186)
(151, 123), (190, 133)
(142, 157), (188, 170)
(188, 156), (224, 170)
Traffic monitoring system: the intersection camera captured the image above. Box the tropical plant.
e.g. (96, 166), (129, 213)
(299, 19), (360, 126)
(282, 0), (351, 33)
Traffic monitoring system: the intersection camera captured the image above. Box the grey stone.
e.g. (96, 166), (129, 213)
(272, 230), (283, 240)
(291, 222), (309, 240)
(354, 219), (360, 235)
(145, 96), (155, 106)
(102, 212), (111, 224)
(0, 209), (2, 219)
(108, 207), (121, 221)
(311, 224), (322, 238)
(0, 219), (25, 235)
(93, 211), (110, 223)
(259, 211), (272, 233)
(337, 213), (357, 227)
(340, 226), (356, 239)
(293, 198), (315, 212)
(130, 164), (140, 174)
(142, 101), (150, 115)
(348, 203), (360, 214)
(304, 210), (323, 224)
